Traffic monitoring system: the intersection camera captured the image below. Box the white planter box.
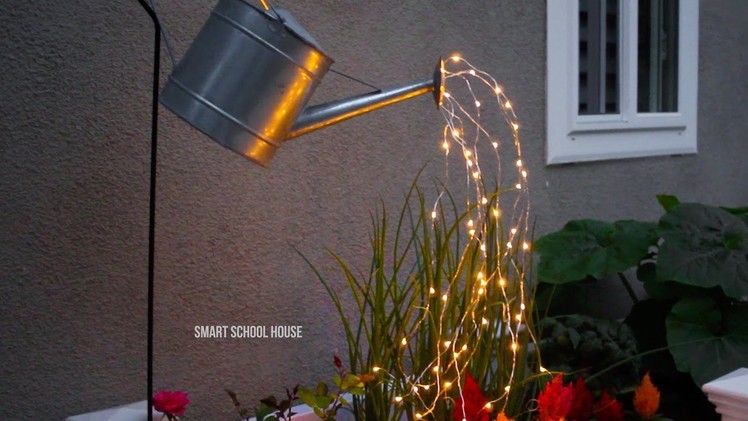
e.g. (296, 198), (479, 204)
(66, 401), (161, 421)
(703, 368), (748, 421)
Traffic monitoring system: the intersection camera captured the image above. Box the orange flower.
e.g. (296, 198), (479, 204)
(633, 372), (661, 419)
(537, 374), (573, 421)
(495, 412), (514, 421)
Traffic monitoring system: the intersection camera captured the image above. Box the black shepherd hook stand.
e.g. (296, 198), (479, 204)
(136, 1), (160, 420)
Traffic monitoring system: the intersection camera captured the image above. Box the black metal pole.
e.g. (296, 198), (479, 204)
(135, 2), (160, 421)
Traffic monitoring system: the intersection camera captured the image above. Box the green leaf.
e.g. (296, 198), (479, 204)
(255, 403), (275, 421)
(657, 203), (748, 298)
(666, 296), (748, 386)
(315, 394), (334, 409)
(298, 388), (317, 408)
(341, 374), (362, 389)
(315, 381), (329, 396)
(656, 194), (681, 212)
(567, 328), (581, 349)
(535, 219), (657, 283)
(259, 396), (278, 408)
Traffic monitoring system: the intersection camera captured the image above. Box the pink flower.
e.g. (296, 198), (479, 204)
(452, 373), (490, 421)
(153, 390), (190, 417)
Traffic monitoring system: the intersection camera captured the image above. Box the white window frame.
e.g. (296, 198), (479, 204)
(546, 0), (699, 165)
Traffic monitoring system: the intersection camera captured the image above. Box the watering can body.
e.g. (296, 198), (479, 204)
(160, 0), (440, 166)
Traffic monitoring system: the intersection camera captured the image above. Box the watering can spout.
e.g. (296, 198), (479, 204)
(289, 62), (445, 139)
(159, 0), (444, 166)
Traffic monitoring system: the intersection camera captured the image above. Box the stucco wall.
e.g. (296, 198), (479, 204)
(0, 0), (746, 418)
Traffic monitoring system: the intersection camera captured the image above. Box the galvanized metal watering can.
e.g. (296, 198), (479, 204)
(160, 0), (444, 166)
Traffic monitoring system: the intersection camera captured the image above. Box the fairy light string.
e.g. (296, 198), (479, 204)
(375, 56), (540, 419)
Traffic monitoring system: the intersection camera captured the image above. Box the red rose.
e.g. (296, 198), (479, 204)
(153, 390), (190, 417)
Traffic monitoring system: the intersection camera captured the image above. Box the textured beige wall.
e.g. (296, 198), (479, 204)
(1, 0), (746, 418)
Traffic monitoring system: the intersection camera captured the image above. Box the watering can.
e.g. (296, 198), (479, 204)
(160, 0), (444, 166)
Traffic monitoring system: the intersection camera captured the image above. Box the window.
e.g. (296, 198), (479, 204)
(546, 0), (698, 165)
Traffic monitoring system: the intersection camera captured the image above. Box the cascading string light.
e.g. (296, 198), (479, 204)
(384, 55), (537, 419)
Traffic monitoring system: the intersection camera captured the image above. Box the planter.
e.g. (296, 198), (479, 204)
(703, 368), (748, 421)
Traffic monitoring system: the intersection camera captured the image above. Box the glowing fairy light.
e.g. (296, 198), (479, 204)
(396, 56), (536, 418)
(372, 366), (381, 373)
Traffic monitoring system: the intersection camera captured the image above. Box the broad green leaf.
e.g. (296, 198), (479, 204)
(638, 262), (711, 300)
(535, 219), (657, 283)
(656, 194), (681, 212)
(657, 203), (748, 298)
(666, 296), (748, 386)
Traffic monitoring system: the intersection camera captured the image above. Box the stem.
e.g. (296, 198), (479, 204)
(617, 272), (639, 304)
(585, 336), (719, 383)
